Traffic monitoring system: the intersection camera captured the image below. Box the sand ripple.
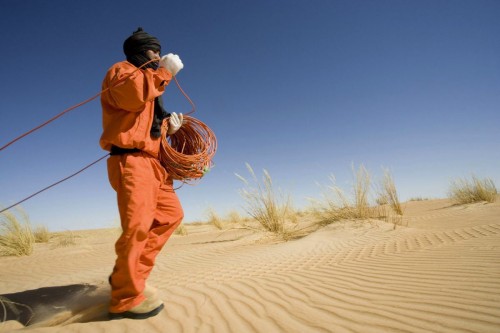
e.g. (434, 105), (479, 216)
(1, 200), (499, 332)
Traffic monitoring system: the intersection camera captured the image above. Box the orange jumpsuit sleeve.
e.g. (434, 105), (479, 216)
(100, 61), (173, 155)
(104, 62), (173, 112)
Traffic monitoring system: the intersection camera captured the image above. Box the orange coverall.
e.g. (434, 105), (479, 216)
(100, 61), (184, 313)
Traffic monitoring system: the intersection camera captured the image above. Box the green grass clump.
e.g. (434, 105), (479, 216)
(448, 176), (497, 204)
(0, 207), (35, 256)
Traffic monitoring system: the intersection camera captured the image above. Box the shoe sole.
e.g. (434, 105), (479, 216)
(108, 303), (164, 320)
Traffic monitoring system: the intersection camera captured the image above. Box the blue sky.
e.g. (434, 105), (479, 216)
(0, 0), (499, 231)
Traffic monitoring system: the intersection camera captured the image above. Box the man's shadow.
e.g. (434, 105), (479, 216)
(0, 284), (110, 328)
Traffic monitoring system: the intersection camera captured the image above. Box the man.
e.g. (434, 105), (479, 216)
(100, 27), (185, 320)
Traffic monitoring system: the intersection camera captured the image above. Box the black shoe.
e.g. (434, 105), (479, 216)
(108, 303), (164, 320)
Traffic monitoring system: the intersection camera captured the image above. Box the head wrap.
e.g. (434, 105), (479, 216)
(123, 27), (161, 69)
(123, 28), (168, 138)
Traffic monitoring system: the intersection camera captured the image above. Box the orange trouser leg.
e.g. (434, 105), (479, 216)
(107, 153), (183, 313)
(137, 180), (184, 280)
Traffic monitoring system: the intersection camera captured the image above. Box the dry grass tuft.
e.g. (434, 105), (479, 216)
(285, 206), (300, 224)
(448, 175), (497, 204)
(408, 197), (431, 201)
(352, 164), (372, 218)
(226, 210), (243, 224)
(235, 163), (293, 237)
(380, 168), (404, 216)
(207, 207), (224, 230)
(174, 223), (188, 236)
(311, 165), (406, 229)
(51, 231), (78, 248)
(375, 194), (389, 206)
(0, 207), (35, 256)
(33, 225), (50, 243)
(375, 169), (405, 229)
(312, 165), (376, 226)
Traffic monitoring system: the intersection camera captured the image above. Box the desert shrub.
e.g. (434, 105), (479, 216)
(33, 225), (50, 243)
(226, 210), (242, 224)
(312, 165), (405, 229)
(51, 231), (77, 248)
(235, 163), (293, 235)
(285, 206), (301, 224)
(206, 207), (224, 230)
(352, 164), (372, 218)
(375, 194), (389, 206)
(380, 168), (404, 215)
(174, 223), (188, 236)
(373, 168), (405, 229)
(449, 176), (497, 204)
(0, 207), (35, 256)
(312, 165), (375, 225)
(408, 197), (430, 201)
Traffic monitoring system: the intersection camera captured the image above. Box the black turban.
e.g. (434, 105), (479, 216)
(123, 28), (168, 138)
(123, 27), (161, 69)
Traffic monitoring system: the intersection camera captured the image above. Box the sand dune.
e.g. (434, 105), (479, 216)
(1, 198), (499, 332)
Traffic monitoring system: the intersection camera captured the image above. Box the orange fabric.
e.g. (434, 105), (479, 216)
(100, 61), (182, 313)
(100, 61), (172, 157)
(107, 153), (183, 313)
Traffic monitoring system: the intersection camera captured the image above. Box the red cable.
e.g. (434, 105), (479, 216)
(0, 59), (217, 213)
(159, 115), (217, 182)
(172, 76), (196, 116)
(0, 92), (104, 152)
(0, 154), (109, 214)
(0, 59), (157, 152)
(159, 76), (217, 183)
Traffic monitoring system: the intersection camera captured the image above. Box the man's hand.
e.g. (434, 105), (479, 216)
(160, 53), (184, 76)
(167, 112), (183, 135)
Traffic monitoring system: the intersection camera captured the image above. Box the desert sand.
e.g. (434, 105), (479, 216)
(1, 198), (499, 332)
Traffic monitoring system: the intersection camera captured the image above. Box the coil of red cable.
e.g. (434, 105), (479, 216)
(159, 115), (217, 183)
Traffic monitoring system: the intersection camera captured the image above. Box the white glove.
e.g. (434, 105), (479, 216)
(160, 53), (184, 76)
(167, 112), (183, 135)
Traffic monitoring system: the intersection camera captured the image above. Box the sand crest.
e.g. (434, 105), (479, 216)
(1, 198), (499, 332)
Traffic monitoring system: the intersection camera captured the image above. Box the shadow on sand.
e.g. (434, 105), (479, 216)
(0, 283), (109, 328)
